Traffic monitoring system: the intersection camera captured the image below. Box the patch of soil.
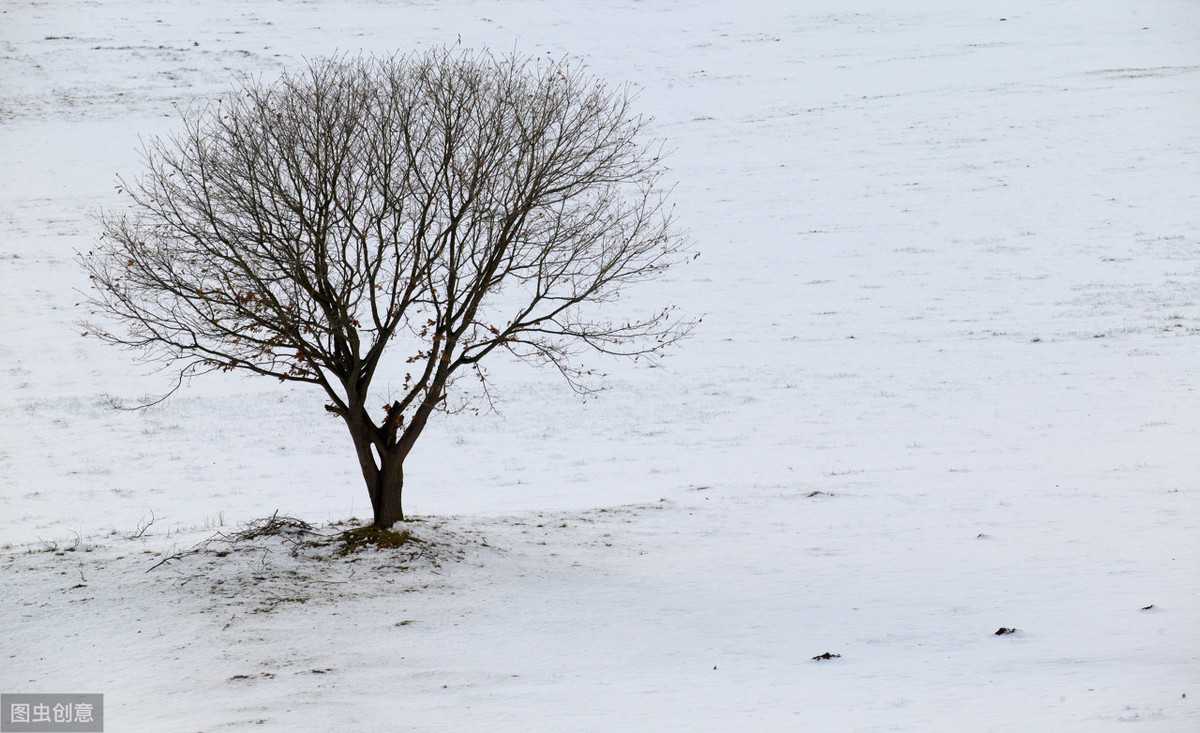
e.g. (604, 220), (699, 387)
(332, 525), (419, 556)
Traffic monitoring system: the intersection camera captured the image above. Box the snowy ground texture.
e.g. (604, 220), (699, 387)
(2, 0), (1199, 730)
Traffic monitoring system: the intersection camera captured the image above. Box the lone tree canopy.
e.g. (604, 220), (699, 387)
(82, 48), (691, 527)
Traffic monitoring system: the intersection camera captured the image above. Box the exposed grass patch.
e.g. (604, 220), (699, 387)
(253, 596), (308, 613)
(333, 525), (418, 556)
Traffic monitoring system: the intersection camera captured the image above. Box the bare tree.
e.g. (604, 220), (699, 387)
(80, 48), (691, 527)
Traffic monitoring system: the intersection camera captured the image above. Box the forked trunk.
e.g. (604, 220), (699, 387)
(345, 411), (406, 527)
(373, 453), (405, 527)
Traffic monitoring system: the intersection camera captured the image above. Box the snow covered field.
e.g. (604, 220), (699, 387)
(2, 0), (1198, 730)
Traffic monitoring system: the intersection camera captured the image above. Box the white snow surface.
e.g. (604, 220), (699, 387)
(2, 0), (1199, 730)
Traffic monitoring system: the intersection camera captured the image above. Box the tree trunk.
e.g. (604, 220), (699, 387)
(344, 410), (406, 527)
(373, 452), (405, 527)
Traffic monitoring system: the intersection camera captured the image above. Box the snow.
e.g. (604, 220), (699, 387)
(2, 0), (1199, 730)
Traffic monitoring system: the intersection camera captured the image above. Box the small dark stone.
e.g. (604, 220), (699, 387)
(1141, 604), (1154, 611)
(995, 627), (1017, 635)
(812, 652), (841, 660)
